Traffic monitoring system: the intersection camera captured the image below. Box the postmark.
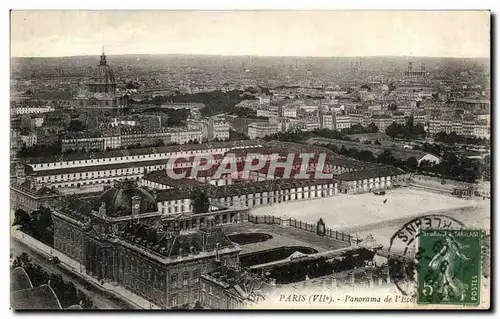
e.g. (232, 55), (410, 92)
(417, 229), (482, 305)
(387, 214), (466, 296)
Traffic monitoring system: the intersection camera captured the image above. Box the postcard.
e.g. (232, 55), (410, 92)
(10, 10), (490, 310)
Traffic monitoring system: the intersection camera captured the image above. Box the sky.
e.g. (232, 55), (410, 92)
(10, 10), (490, 58)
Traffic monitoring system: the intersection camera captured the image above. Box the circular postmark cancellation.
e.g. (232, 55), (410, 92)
(387, 214), (466, 297)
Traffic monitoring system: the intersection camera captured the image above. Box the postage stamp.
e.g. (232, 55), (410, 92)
(417, 229), (482, 306)
(387, 214), (466, 296)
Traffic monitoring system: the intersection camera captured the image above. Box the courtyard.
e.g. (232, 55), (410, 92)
(222, 222), (349, 255)
(250, 187), (489, 247)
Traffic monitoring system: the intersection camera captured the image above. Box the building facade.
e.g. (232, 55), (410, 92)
(248, 123), (279, 139)
(50, 180), (242, 309)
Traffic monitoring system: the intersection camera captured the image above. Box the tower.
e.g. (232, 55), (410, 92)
(86, 47), (117, 97)
(131, 195), (141, 216)
(99, 45), (107, 66)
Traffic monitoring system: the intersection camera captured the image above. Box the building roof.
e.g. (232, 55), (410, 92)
(88, 51), (116, 84)
(116, 222), (235, 259)
(54, 195), (95, 223)
(97, 180), (157, 217)
(154, 177), (337, 203)
(334, 166), (406, 181)
(24, 140), (264, 165)
(11, 180), (60, 198)
(145, 169), (209, 188)
(11, 284), (62, 310)
(10, 268), (33, 292)
(418, 153), (442, 163)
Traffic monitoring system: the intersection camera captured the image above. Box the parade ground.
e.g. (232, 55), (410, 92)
(250, 187), (490, 246)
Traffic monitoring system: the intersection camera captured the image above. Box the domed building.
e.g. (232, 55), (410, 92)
(50, 180), (241, 309)
(73, 48), (119, 108)
(97, 180), (158, 217)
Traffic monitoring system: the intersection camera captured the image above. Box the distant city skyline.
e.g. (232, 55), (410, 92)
(11, 10), (490, 58)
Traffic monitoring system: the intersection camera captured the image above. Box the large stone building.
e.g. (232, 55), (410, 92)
(10, 179), (60, 213)
(201, 116), (230, 141)
(20, 140), (263, 189)
(51, 180), (242, 308)
(73, 49), (118, 108)
(335, 166), (409, 194)
(403, 62), (427, 78)
(248, 122), (279, 139)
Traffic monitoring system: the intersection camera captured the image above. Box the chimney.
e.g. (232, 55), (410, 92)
(215, 243), (221, 261)
(15, 163), (26, 184)
(99, 202), (106, 215)
(236, 259), (241, 272)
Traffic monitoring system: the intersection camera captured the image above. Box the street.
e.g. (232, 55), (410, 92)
(11, 237), (132, 310)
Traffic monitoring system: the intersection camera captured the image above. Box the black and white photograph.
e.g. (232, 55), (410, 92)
(9, 9), (491, 310)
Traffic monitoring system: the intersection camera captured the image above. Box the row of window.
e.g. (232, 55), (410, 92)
(44, 176), (141, 188)
(55, 223), (82, 243)
(43, 168), (147, 181)
(34, 149), (233, 168)
(200, 290), (221, 309)
(214, 191), (336, 205)
(348, 177), (395, 184)
(170, 270), (200, 288)
(213, 186), (337, 199)
(161, 205), (190, 214)
(170, 289), (199, 307)
(54, 238), (82, 260)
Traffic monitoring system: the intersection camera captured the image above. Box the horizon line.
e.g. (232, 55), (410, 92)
(10, 53), (490, 59)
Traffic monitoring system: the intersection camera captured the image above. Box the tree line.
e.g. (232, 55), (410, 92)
(434, 131), (489, 146)
(317, 142), (483, 183)
(263, 125), (379, 143)
(150, 90), (257, 116)
(13, 207), (54, 247)
(385, 118), (426, 140)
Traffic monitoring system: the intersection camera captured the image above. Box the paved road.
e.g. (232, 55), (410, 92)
(11, 237), (132, 310)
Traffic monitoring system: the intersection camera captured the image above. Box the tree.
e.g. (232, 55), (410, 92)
(13, 208), (31, 228)
(18, 206), (54, 247)
(346, 147), (359, 158)
(326, 143), (339, 153)
(67, 120), (86, 132)
(385, 122), (400, 139)
(190, 188), (210, 214)
(357, 150), (376, 162)
(368, 122), (379, 133)
(388, 103), (397, 111)
(377, 150), (396, 166)
(11, 252), (31, 268)
(418, 160), (436, 174)
(405, 116), (415, 128)
(406, 156), (419, 170)
(483, 154), (491, 181)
